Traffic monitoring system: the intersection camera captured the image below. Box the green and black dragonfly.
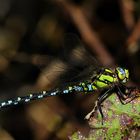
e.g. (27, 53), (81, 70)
(0, 34), (138, 121)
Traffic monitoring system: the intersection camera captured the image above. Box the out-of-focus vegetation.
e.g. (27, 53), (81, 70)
(0, 0), (139, 140)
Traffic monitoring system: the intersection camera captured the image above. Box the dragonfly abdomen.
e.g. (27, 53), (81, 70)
(62, 82), (97, 94)
(0, 90), (60, 108)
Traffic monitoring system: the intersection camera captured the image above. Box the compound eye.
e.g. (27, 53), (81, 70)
(116, 67), (125, 80)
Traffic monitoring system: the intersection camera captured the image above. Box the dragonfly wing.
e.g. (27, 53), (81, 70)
(39, 33), (102, 87)
(58, 33), (101, 83)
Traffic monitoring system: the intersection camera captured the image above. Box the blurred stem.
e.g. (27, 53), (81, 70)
(127, 19), (140, 45)
(119, 0), (135, 30)
(55, 0), (115, 66)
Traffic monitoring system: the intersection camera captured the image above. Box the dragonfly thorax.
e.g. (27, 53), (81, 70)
(91, 67), (129, 89)
(115, 67), (129, 84)
(91, 68), (117, 89)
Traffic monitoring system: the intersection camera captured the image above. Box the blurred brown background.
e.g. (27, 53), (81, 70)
(0, 0), (139, 140)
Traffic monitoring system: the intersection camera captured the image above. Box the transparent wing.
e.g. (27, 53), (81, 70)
(58, 33), (101, 84)
(38, 33), (102, 88)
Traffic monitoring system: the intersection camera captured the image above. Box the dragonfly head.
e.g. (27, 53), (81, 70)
(115, 67), (129, 84)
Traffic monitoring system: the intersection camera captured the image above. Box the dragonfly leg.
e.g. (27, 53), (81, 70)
(97, 88), (113, 124)
(85, 88), (113, 124)
(116, 90), (127, 105)
(118, 84), (135, 98)
(116, 86), (135, 104)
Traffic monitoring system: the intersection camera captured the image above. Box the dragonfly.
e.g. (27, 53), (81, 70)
(0, 34), (138, 122)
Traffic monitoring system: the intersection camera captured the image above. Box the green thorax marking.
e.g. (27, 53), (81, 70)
(93, 68), (118, 88)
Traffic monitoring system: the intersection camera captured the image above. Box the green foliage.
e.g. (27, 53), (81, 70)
(70, 93), (140, 140)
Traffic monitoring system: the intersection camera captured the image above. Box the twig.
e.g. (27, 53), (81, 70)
(119, 0), (135, 30)
(126, 19), (140, 45)
(55, 0), (115, 66)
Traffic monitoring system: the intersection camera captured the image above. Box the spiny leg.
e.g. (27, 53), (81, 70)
(85, 88), (113, 124)
(97, 88), (113, 124)
(117, 83), (136, 99)
(116, 87), (127, 105)
(116, 86), (136, 104)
